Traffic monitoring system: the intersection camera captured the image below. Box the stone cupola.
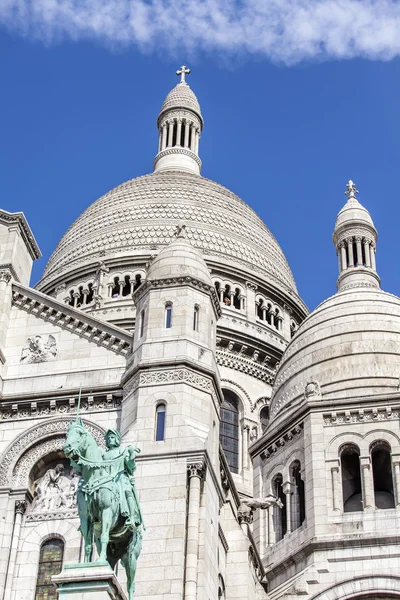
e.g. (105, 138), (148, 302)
(154, 66), (203, 175)
(333, 180), (379, 292)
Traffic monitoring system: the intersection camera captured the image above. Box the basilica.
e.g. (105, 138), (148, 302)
(0, 66), (399, 600)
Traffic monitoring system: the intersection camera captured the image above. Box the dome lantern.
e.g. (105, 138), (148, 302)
(333, 180), (379, 292)
(154, 66), (203, 175)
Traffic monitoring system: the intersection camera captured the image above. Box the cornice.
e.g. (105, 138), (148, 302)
(0, 209), (41, 260)
(216, 349), (275, 383)
(12, 282), (131, 356)
(153, 147), (202, 170)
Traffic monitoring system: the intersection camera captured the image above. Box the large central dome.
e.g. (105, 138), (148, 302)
(39, 170), (297, 293)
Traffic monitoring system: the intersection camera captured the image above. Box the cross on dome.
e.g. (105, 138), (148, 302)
(176, 65), (191, 84)
(344, 180), (359, 198)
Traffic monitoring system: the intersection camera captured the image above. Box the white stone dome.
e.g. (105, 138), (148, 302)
(146, 232), (212, 286)
(270, 287), (400, 422)
(335, 196), (375, 230)
(159, 82), (202, 120)
(38, 170), (297, 294)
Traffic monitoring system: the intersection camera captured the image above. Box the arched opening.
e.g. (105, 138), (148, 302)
(34, 538), (64, 600)
(29, 453), (80, 513)
(122, 275), (131, 297)
(371, 441), (395, 509)
(219, 390), (239, 474)
(155, 404), (166, 441)
(233, 288), (241, 310)
(257, 299), (264, 320)
(290, 461), (305, 530)
(223, 284), (231, 306)
(111, 276), (120, 298)
(140, 309), (145, 337)
(86, 282), (94, 304)
(341, 444), (363, 512)
(272, 473), (286, 541)
(172, 120), (177, 146)
(165, 303), (172, 329)
(133, 274), (142, 291)
(260, 406), (269, 433)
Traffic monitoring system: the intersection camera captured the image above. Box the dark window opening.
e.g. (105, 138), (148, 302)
(133, 274), (142, 291)
(291, 461), (305, 530)
(341, 444), (363, 512)
(260, 406), (269, 433)
(219, 390), (239, 473)
(371, 442), (395, 509)
(257, 299), (264, 320)
(180, 123), (186, 147)
(122, 275), (131, 297)
(233, 288), (241, 310)
(111, 276), (120, 298)
(223, 285), (231, 306)
(290, 322), (297, 338)
(35, 538), (64, 600)
(155, 404), (166, 441)
(165, 304), (172, 329)
(273, 474), (286, 541)
(345, 243), (350, 267)
(193, 306), (199, 331)
(353, 241), (358, 266)
(86, 283), (94, 304)
(140, 310), (145, 337)
(172, 120), (177, 146)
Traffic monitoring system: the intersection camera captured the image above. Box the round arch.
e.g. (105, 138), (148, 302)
(310, 576), (400, 600)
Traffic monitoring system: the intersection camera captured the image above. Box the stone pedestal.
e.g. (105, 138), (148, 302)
(52, 562), (127, 600)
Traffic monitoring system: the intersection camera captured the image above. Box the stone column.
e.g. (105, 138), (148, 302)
(184, 121), (190, 148)
(371, 243), (377, 271)
(119, 280), (124, 296)
(245, 282), (257, 321)
(108, 283), (113, 298)
(185, 462), (205, 600)
(0, 270), (13, 362)
(356, 236), (363, 266)
(167, 120), (174, 147)
(267, 504), (275, 546)
(176, 119), (182, 146)
(364, 239), (371, 267)
(190, 124), (196, 151)
(82, 289), (89, 305)
(242, 425), (250, 471)
(393, 461), (400, 507)
(282, 482), (292, 534)
(129, 279), (135, 295)
(348, 238), (354, 267)
(261, 306), (267, 322)
(195, 129), (200, 154)
(161, 123), (167, 150)
(239, 295), (246, 310)
(158, 131), (162, 153)
(3, 500), (26, 600)
(360, 458), (374, 510)
(331, 465), (341, 512)
(72, 292), (79, 307)
(340, 243), (347, 271)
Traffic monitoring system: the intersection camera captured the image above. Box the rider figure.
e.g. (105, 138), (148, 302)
(103, 429), (141, 530)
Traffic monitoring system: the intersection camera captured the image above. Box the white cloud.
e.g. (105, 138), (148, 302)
(1, 0), (400, 64)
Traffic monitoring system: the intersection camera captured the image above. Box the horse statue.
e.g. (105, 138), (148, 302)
(63, 418), (144, 599)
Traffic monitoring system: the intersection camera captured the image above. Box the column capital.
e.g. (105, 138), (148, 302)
(187, 460), (206, 480)
(0, 269), (12, 284)
(15, 500), (27, 515)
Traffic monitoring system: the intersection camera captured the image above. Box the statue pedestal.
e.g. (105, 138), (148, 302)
(52, 562), (127, 600)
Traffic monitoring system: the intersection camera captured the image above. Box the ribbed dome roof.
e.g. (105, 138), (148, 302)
(147, 233), (212, 286)
(335, 196), (375, 230)
(270, 288), (400, 422)
(38, 171), (297, 293)
(160, 82), (201, 118)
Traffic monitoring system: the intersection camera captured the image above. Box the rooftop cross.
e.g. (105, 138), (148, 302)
(344, 180), (359, 199)
(176, 65), (191, 84)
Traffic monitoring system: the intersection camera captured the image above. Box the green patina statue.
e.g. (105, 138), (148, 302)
(63, 418), (144, 599)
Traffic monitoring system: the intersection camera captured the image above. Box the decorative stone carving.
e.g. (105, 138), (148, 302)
(31, 464), (80, 513)
(124, 368), (214, 395)
(304, 379), (322, 400)
(0, 269), (12, 284)
(15, 500), (27, 514)
(187, 461), (206, 479)
(20, 334), (57, 364)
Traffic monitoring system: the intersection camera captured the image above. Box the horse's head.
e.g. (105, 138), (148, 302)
(63, 419), (89, 462)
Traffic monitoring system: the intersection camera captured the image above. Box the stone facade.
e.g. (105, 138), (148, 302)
(0, 70), (399, 600)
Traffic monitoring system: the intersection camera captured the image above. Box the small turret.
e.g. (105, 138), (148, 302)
(153, 66), (203, 175)
(333, 181), (379, 292)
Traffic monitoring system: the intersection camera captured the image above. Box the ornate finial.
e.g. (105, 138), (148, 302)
(176, 65), (191, 84)
(175, 224), (187, 239)
(345, 180), (359, 199)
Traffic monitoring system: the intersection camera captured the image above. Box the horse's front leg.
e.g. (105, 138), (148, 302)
(77, 491), (93, 562)
(98, 505), (113, 562)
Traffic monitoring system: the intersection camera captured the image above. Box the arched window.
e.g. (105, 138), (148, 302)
(133, 274), (142, 291)
(122, 275), (131, 297)
(86, 282), (94, 304)
(290, 461), (305, 531)
(165, 304), (172, 329)
(257, 299), (264, 320)
(272, 473), (286, 541)
(193, 306), (199, 331)
(111, 276), (120, 298)
(140, 309), (145, 338)
(371, 441), (395, 509)
(233, 288), (241, 310)
(260, 406), (269, 433)
(35, 538), (64, 600)
(155, 404), (166, 441)
(219, 390), (239, 474)
(341, 444), (362, 512)
(223, 284), (231, 306)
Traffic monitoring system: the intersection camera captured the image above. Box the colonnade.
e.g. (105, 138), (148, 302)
(158, 118), (200, 154)
(338, 236), (376, 273)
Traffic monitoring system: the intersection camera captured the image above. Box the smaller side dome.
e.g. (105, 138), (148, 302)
(159, 82), (202, 123)
(146, 225), (212, 287)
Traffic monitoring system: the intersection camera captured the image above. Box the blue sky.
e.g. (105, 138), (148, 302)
(1, 5), (400, 311)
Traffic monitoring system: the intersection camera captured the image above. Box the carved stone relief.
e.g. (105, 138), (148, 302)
(20, 335), (57, 363)
(31, 462), (80, 513)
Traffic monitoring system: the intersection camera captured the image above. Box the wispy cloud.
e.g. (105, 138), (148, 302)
(1, 0), (400, 64)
